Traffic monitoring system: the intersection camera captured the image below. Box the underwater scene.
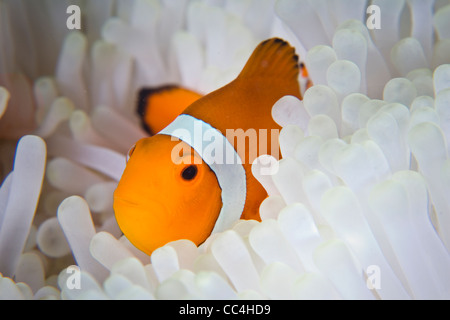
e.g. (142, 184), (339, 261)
(0, 0), (450, 300)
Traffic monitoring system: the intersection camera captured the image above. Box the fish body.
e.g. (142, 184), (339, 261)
(114, 38), (302, 255)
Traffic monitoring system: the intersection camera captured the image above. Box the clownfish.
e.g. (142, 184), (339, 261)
(114, 38), (302, 255)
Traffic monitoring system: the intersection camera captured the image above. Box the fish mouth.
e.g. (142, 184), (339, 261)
(113, 195), (169, 218)
(113, 195), (173, 254)
(113, 196), (141, 208)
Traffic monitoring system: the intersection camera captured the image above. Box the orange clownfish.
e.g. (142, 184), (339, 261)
(114, 38), (302, 255)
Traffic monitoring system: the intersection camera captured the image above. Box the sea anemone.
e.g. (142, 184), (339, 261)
(1, 0), (450, 300)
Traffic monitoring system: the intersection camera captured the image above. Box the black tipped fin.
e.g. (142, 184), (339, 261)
(238, 38), (300, 81)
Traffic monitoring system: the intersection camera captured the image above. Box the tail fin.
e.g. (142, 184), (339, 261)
(238, 38), (300, 82)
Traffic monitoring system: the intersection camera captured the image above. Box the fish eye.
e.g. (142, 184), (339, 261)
(126, 144), (136, 163)
(181, 165), (198, 181)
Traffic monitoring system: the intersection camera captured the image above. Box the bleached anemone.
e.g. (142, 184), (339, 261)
(1, 0), (450, 300)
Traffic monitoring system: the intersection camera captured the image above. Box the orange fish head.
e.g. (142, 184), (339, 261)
(113, 134), (222, 255)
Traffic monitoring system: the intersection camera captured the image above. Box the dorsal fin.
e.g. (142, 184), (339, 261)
(137, 85), (202, 135)
(238, 38), (300, 82)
